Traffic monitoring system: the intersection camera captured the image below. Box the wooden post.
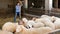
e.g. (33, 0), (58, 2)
(24, 0), (28, 9)
(45, 0), (53, 15)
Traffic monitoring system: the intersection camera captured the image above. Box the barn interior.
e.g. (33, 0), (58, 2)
(0, 0), (60, 34)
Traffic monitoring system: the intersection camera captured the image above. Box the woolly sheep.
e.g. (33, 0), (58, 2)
(32, 22), (45, 28)
(35, 18), (55, 30)
(41, 15), (55, 22)
(51, 16), (60, 22)
(22, 18), (28, 27)
(2, 22), (16, 32)
(15, 25), (53, 34)
(54, 18), (60, 29)
(22, 18), (28, 24)
(41, 15), (50, 18)
(26, 20), (36, 28)
(0, 30), (13, 34)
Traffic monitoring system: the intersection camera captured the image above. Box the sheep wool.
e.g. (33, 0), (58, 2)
(32, 22), (45, 28)
(35, 18), (55, 30)
(54, 18), (60, 29)
(16, 25), (53, 34)
(0, 30), (13, 34)
(27, 20), (36, 28)
(2, 22), (16, 32)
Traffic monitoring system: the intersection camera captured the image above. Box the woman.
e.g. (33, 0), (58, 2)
(14, 1), (22, 22)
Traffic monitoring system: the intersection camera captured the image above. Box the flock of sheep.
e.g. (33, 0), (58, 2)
(1, 15), (60, 34)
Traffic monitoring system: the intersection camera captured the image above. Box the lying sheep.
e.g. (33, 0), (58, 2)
(22, 18), (28, 24)
(41, 15), (50, 18)
(41, 15), (55, 22)
(32, 22), (45, 28)
(0, 30), (13, 34)
(54, 18), (60, 29)
(22, 18), (29, 27)
(26, 20), (36, 28)
(51, 16), (60, 22)
(35, 18), (55, 30)
(15, 25), (53, 34)
(51, 16), (60, 29)
(22, 18), (44, 28)
(2, 22), (16, 32)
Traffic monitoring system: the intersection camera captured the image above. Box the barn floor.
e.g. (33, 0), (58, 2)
(0, 14), (20, 29)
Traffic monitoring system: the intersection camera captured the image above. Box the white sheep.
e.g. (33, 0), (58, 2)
(0, 30), (13, 34)
(23, 18), (45, 28)
(32, 22), (45, 28)
(26, 20), (36, 28)
(22, 18), (28, 27)
(51, 16), (60, 22)
(15, 25), (53, 34)
(54, 18), (60, 29)
(41, 15), (50, 18)
(35, 18), (55, 30)
(22, 18), (28, 23)
(41, 15), (55, 22)
(50, 16), (60, 29)
(2, 22), (16, 32)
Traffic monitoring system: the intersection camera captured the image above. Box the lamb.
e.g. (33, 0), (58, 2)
(2, 22), (16, 32)
(0, 30), (13, 34)
(15, 25), (53, 34)
(35, 18), (55, 30)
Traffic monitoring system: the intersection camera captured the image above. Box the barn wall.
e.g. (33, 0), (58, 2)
(0, 0), (15, 16)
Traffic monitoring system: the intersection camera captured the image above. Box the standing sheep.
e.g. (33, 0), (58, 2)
(15, 25), (53, 34)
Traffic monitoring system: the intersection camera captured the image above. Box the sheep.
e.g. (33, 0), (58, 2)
(2, 22), (16, 32)
(26, 20), (36, 28)
(22, 18), (28, 24)
(22, 18), (44, 28)
(54, 18), (60, 29)
(15, 25), (53, 34)
(51, 16), (60, 22)
(0, 30), (13, 34)
(35, 18), (55, 30)
(32, 22), (45, 28)
(22, 18), (29, 27)
(50, 16), (60, 29)
(41, 15), (50, 18)
(41, 15), (55, 22)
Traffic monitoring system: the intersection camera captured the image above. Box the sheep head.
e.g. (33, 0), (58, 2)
(22, 18), (28, 23)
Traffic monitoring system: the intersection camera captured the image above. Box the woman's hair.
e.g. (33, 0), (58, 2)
(19, 1), (22, 5)
(16, 1), (22, 5)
